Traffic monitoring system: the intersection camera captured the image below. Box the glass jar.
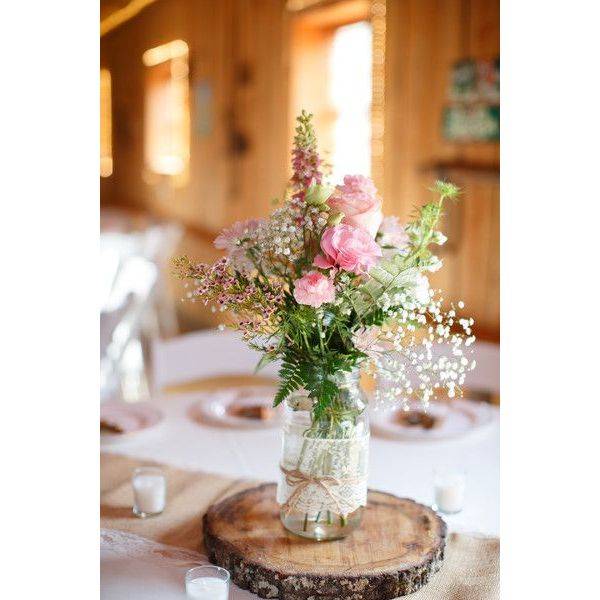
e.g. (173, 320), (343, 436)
(277, 368), (369, 540)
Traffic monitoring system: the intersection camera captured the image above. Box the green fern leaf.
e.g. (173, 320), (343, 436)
(273, 355), (305, 406)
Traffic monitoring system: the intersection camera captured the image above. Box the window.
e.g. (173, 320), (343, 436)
(100, 69), (113, 177)
(289, 0), (382, 185)
(142, 40), (190, 182)
(329, 21), (372, 181)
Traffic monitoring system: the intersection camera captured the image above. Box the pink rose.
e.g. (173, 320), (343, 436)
(328, 175), (383, 237)
(293, 271), (336, 308)
(314, 224), (382, 275)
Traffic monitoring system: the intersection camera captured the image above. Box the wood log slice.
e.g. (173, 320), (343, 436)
(203, 483), (446, 599)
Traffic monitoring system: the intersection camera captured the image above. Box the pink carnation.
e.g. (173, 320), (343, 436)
(314, 224), (382, 275)
(328, 175), (383, 238)
(293, 271), (336, 308)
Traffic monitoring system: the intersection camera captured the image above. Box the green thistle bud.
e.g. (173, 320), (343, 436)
(429, 180), (460, 200)
(305, 182), (334, 206)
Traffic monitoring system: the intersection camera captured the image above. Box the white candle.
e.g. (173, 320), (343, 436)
(185, 576), (229, 599)
(132, 468), (166, 516)
(434, 472), (466, 514)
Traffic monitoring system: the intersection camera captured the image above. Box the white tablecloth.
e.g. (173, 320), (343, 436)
(102, 390), (499, 599)
(102, 544), (257, 600)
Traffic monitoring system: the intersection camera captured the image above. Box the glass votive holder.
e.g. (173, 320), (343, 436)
(433, 469), (466, 515)
(185, 565), (230, 600)
(132, 466), (166, 518)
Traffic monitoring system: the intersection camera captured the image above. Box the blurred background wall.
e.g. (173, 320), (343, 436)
(100, 0), (499, 341)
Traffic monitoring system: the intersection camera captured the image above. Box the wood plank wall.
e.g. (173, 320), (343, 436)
(384, 0), (499, 339)
(101, 0), (499, 339)
(101, 0), (290, 330)
(101, 0), (290, 235)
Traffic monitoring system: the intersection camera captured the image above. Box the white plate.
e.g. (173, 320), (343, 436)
(188, 386), (281, 430)
(101, 402), (165, 447)
(370, 398), (496, 442)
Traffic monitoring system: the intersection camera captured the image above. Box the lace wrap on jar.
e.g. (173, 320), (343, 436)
(277, 432), (369, 517)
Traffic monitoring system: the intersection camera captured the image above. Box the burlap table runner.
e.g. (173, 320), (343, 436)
(101, 453), (499, 599)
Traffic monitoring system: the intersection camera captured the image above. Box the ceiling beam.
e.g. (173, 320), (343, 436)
(100, 0), (160, 36)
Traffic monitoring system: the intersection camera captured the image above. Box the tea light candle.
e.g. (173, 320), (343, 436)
(132, 467), (166, 518)
(185, 566), (230, 600)
(433, 470), (466, 514)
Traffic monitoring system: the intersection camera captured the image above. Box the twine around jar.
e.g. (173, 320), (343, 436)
(279, 464), (364, 517)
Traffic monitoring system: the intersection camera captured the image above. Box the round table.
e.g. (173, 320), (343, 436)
(101, 336), (499, 599)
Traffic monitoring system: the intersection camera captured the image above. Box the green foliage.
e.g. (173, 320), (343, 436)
(351, 254), (419, 316)
(254, 352), (277, 374)
(361, 307), (387, 327)
(273, 340), (365, 419)
(273, 352), (305, 406)
(306, 375), (340, 421)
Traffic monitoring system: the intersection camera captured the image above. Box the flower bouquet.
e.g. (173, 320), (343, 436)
(174, 111), (475, 540)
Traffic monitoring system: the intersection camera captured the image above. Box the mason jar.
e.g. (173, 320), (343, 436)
(277, 368), (369, 540)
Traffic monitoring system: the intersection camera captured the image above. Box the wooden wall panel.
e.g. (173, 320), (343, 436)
(461, 0), (500, 165)
(226, 0), (291, 223)
(101, 0), (289, 234)
(101, 0), (290, 333)
(101, 0), (499, 338)
(384, 0), (499, 339)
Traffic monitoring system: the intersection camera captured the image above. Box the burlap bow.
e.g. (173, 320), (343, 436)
(279, 464), (364, 517)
